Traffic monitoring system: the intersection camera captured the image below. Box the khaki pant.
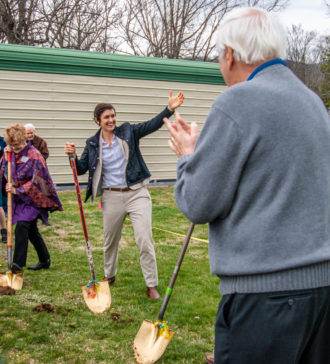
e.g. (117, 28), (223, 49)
(101, 187), (158, 287)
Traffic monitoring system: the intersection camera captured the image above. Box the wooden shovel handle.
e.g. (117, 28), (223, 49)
(7, 151), (12, 269)
(69, 153), (96, 281)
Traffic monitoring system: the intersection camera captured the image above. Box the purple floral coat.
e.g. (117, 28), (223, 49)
(0, 143), (63, 224)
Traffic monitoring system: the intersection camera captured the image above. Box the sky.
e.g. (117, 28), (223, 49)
(278, 0), (329, 35)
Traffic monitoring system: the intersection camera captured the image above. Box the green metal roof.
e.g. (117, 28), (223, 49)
(0, 43), (224, 85)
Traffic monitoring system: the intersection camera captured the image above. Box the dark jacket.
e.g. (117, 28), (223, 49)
(31, 135), (49, 160)
(0, 136), (6, 159)
(75, 107), (173, 202)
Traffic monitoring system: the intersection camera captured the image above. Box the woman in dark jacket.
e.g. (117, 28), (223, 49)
(65, 91), (184, 299)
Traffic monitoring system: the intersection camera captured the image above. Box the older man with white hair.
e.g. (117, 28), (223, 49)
(24, 123), (49, 161)
(164, 7), (330, 364)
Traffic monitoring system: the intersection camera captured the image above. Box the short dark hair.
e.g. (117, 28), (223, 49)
(93, 103), (116, 122)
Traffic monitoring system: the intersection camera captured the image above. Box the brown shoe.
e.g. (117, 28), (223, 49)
(102, 276), (115, 285)
(205, 355), (214, 364)
(147, 286), (160, 299)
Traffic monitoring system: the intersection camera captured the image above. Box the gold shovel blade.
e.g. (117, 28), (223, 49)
(81, 281), (111, 314)
(133, 320), (175, 364)
(0, 271), (23, 290)
(0, 273), (8, 287)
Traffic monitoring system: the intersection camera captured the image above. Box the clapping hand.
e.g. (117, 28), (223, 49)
(163, 112), (199, 157)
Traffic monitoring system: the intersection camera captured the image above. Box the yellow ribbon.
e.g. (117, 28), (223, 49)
(154, 320), (171, 339)
(153, 227), (208, 243)
(87, 280), (100, 298)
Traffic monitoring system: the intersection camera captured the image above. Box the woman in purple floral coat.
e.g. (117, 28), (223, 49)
(0, 124), (63, 273)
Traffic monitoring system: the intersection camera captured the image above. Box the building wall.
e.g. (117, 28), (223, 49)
(0, 70), (225, 184)
(0, 45), (226, 185)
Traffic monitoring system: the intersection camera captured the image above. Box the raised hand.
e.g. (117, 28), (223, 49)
(168, 90), (184, 111)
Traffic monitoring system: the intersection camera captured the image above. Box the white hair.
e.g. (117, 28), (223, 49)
(216, 7), (286, 64)
(24, 123), (36, 131)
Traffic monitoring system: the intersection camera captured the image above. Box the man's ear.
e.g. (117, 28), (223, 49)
(94, 118), (100, 126)
(225, 46), (235, 70)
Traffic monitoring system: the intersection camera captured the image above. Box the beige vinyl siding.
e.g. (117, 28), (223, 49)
(0, 69), (226, 185)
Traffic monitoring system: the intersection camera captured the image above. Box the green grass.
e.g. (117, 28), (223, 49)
(0, 186), (220, 364)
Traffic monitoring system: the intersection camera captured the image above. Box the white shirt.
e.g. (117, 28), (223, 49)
(101, 134), (127, 188)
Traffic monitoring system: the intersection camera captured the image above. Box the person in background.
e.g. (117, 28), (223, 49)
(64, 90), (184, 299)
(24, 123), (49, 161)
(0, 135), (7, 243)
(164, 7), (330, 364)
(1, 124), (62, 273)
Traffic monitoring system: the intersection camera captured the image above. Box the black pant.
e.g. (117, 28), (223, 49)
(214, 286), (330, 364)
(13, 219), (50, 268)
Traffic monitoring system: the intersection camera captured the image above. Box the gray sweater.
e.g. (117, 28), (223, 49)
(175, 63), (330, 295)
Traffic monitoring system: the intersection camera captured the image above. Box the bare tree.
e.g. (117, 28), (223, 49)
(286, 24), (318, 65)
(45, 0), (121, 52)
(286, 24), (318, 86)
(286, 25), (314, 87)
(0, 0), (48, 44)
(319, 35), (330, 108)
(286, 24), (329, 105)
(242, 0), (290, 11)
(325, 0), (330, 14)
(0, 0), (122, 52)
(119, 0), (289, 60)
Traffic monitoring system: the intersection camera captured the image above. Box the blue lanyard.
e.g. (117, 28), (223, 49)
(247, 58), (287, 81)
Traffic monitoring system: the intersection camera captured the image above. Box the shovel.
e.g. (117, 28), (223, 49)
(0, 151), (23, 290)
(133, 223), (195, 364)
(69, 154), (111, 314)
